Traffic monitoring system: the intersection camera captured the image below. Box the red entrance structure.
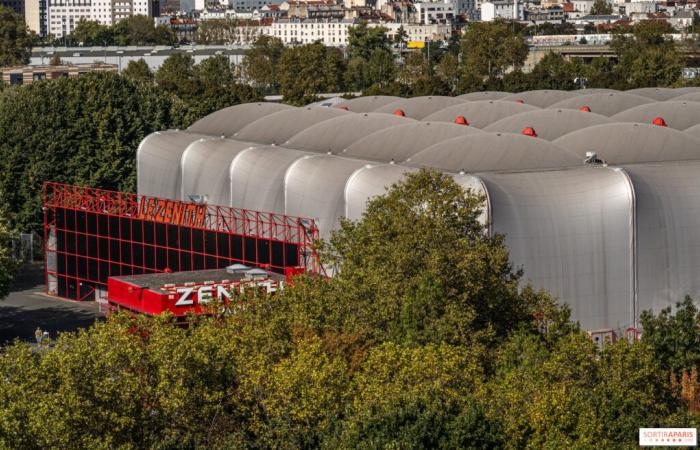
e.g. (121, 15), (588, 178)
(43, 182), (320, 301)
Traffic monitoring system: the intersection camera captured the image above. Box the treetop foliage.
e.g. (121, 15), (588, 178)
(0, 6), (32, 66)
(62, 16), (176, 46)
(0, 171), (697, 448)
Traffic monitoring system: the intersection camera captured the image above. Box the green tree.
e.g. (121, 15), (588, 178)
(155, 53), (196, 96)
(0, 73), (190, 232)
(240, 35), (285, 93)
(0, 6), (32, 66)
(590, 0), (613, 15)
(347, 22), (391, 60)
(436, 52), (461, 94)
(68, 19), (114, 46)
(527, 51), (579, 90)
(460, 19), (528, 82)
(640, 296), (700, 374)
(394, 25), (408, 47)
(194, 18), (238, 44)
(487, 330), (686, 449)
(0, 208), (18, 299)
(112, 15), (176, 46)
(277, 42), (345, 105)
(325, 343), (502, 449)
(121, 58), (154, 83)
(611, 20), (683, 88)
(294, 170), (553, 347)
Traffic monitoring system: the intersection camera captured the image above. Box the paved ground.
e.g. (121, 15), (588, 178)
(0, 263), (101, 345)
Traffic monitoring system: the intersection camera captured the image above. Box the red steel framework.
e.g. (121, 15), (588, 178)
(43, 182), (321, 301)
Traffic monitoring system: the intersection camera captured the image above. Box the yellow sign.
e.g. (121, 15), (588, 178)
(407, 41), (425, 49)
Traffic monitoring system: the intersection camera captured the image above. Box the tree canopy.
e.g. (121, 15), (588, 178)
(0, 6), (32, 66)
(0, 171), (697, 448)
(0, 73), (190, 233)
(64, 16), (176, 46)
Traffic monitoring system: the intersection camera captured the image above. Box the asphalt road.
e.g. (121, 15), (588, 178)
(0, 263), (101, 345)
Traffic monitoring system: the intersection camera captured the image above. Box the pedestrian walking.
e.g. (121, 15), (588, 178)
(34, 327), (42, 345)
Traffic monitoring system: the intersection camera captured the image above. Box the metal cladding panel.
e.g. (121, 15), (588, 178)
(685, 124), (700, 139)
(285, 155), (374, 238)
(554, 123), (700, 164)
(343, 121), (480, 162)
(137, 130), (208, 200)
(484, 109), (612, 140)
(343, 165), (488, 225)
(229, 146), (313, 213)
(373, 96), (469, 119)
(334, 95), (403, 112)
(234, 107), (351, 145)
(624, 162), (700, 314)
(625, 87), (686, 101)
(548, 92), (654, 116)
(480, 167), (634, 331)
(408, 133), (580, 172)
(422, 100), (539, 128)
(501, 90), (579, 108)
(611, 101), (700, 130)
(187, 103), (296, 136)
(457, 91), (510, 100)
(180, 138), (255, 206)
(284, 113), (412, 153)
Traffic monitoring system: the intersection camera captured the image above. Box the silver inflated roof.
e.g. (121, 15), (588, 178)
(624, 161), (700, 316)
(422, 100), (539, 128)
(229, 146), (313, 213)
(685, 123), (700, 139)
(343, 121), (480, 162)
(480, 166), (634, 330)
(285, 155), (375, 237)
(233, 106), (350, 145)
(180, 138), (255, 206)
(135, 96), (700, 334)
(284, 113), (413, 153)
(137, 130), (210, 199)
(456, 91), (510, 100)
(484, 109), (612, 140)
(408, 132), (579, 171)
(548, 92), (655, 116)
(373, 96), (469, 119)
(671, 92), (700, 102)
(611, 101), (700, 130)
(344, 165), (488, 226)
(501, 90), (579, 108)
(188, 103), (295, 136)
(554, 123), (700, 164)
(625, 87), (686, 101)
(333, 95), (403, 112)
